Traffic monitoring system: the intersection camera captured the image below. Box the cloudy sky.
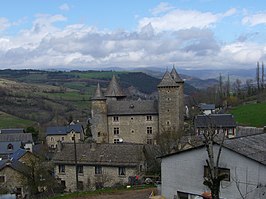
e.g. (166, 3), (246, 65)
(0, 0), (266, 70)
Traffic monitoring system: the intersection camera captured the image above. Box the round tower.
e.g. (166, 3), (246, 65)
(91, 83), (108, 143)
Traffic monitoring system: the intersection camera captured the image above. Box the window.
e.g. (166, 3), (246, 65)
(95, 165), (102, 175)
(0, 176), (5, 183)
(118, 167), (126, 176)
(114, 127), (120, 135)
(59, 164), (65, 174)
(51, 137), (54, 141)
(61, 180), (66, 188)
(204, 166), (230, 181)
(98, 132), (101, 137)
(51, 145), (54, 148)
(62, 137), (64, 141)
(146, 115), (152, 121)
(7, 143), (13, 150)
(78, 165), (84, 174)
(177, 191), (189, 199)
(113, 116), (119, 122)
(147, 127), (152, 134)
(114, 138), (120, 144)
(147, 138), (153, 145)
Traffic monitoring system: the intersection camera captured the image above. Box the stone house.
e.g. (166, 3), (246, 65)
(91, 68), (184, 144)
(52, 142), (160, 192)
(45, 123), (84, 149)
(160, 133), (266, 199)
(198, 103), (215, 115)
(194, 114), (237, 138)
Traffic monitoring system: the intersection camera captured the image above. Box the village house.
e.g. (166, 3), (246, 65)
(45, 123), (84, 149)
(160, 133), (266, 199)
(91, 68), (184, 144)
(194, 114), (237, 138)
(52, 142), (160, 192)
(198, 103), (216, 115)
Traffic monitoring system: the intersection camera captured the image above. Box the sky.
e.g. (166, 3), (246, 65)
(0, 0), (266, 70)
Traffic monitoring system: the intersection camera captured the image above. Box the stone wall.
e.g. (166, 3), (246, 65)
(46, 132), (82, 148)
(107, 115), (159, 144)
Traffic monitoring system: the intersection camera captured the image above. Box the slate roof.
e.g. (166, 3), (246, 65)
(46, 123), (83, 136)
(199, 103), (215, 110)
(157, 71), (178, 87)
(105, 75), (126, 97)
(92, 83), (106, 100)
(107, 100), (158, 116)
(194, 114), (236, 128)
(161, 133), (266, 165)
(223, 133), (266, 165)
(170, 67), (184, 83)
(0, 141), (22, 155)
(53, 143), (146, 166)
(10, 148), (27, 160)
(0, 158), (30, 174)
(0, 128), (25, 134)
(0, 133), (33, 143)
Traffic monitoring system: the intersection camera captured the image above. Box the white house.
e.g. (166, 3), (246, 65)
(160, 133), (266, 199)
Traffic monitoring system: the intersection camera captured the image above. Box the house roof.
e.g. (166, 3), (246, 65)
(199, 103), (215, 110)
(105, 75), (126, 97)
(194, 114), (236, 128)
(10, 148), (27, 160)
(161, 133), (266, 166)
(53, 143), (147, 167)
(157, 71), (178, 88)
(0, 133), (33, 143)
(0, 141), (22, 155)
(0, 128), (25, 134)
(46, 123), (83, 136)
(92, 83), (106, 100)
(107, 100), (158, 116)
(0, 158), (30, 174)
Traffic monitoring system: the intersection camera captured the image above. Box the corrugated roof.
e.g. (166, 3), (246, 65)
(157, 71), (178, 87)
(0, 133), (33, 143)
(107, 100), (158, 116)
(105, 75), (126, 97)
(53, 143), (146, 166)
(92, 83), (106, 100)
(194, 114), (236, 128)
(46, 124), (83, 136)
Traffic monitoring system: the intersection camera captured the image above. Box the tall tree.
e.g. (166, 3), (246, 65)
(202, 117), (227, 199)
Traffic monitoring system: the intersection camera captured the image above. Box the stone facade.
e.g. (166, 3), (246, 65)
(91, 68), (184, 144)
(55, 164), (140, 191)
(46, 131), (82, 148)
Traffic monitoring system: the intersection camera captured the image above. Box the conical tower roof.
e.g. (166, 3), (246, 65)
(157, 71), (178, 87)
(105, 75), (126, 97)
(170, 67), (184, 83)
(92, 83), (106, 100)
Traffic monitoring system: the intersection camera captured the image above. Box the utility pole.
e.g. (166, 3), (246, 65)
(72, 134), (79, 191)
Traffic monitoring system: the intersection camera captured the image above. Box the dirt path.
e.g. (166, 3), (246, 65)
(75, 187), (157, 199)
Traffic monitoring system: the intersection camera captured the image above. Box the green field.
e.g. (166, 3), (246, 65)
(230, 102), (266, 127)
(0, 111), (35, 129)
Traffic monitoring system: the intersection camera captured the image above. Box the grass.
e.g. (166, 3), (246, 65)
(230, 101), (266, 127)
(0, 111), (35, 128)
(50, 185), (155, 199)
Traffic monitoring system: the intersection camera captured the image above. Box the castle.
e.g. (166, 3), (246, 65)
(91, 67), (184, 144)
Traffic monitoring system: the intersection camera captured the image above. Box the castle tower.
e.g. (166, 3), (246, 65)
(157, 67), (184, 134)
(91, 83), (108, 143)
(105, 75), (126, 102)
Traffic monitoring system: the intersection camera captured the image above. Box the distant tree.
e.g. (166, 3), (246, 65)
(261, 62), (264, 90)
(257, 62), (260, 91)
(26, 126), (39, 142)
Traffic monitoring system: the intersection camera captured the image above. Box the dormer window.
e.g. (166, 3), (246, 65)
(113, 116), (119, 122)
(7, 143), (13, 150)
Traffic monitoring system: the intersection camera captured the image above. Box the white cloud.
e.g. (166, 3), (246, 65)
(0, 18), (11, 31)
(59, 3), (70, 11)
(242, 13), (266, 26)
(151, 2), (175, 15)
(223, 8), (237, 17)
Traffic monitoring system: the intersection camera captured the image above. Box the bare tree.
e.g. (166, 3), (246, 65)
(202, 118), (227, 199)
